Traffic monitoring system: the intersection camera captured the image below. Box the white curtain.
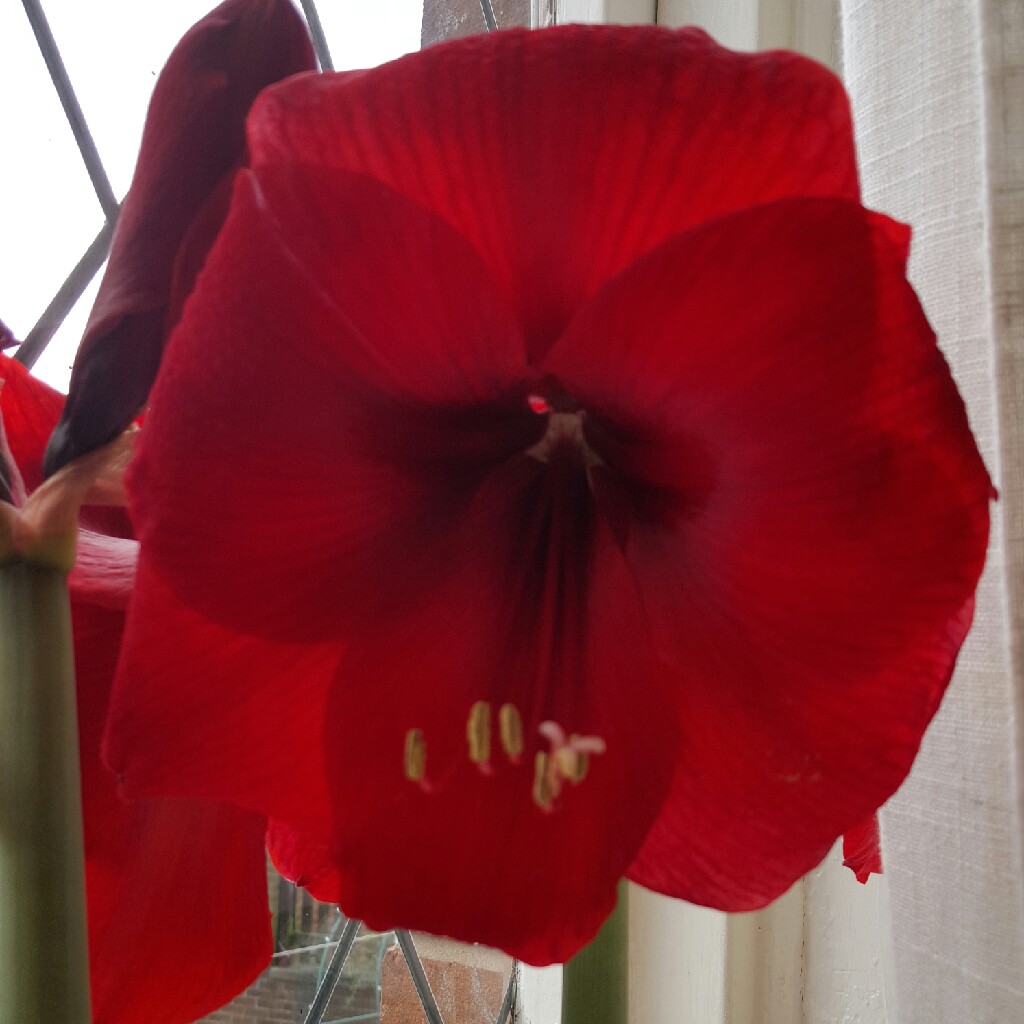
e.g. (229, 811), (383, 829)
(842, 0), (1024, 1020)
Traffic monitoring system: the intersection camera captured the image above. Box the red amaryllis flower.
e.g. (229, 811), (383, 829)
(1, 352), (271, 1024)
(43, 0), (316, 477)
(105, 26), (991, 964)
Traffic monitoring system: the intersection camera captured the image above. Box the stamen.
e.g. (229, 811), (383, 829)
(533, 751), (556, 811)
(467, 700), (492, 770)
(565, 734), (603, 782)
(555, 746), (588, 782)
(404, 728), (426, 783)
(499, 703), (524, 760)
(569, 752), (589, 783)
(534, 721), (606, 807)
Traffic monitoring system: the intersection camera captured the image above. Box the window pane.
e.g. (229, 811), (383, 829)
(199, 871), (515, 1024)
(43, 0), (221, 201)
(315, 1), (422, 69)
(0, 3), (102, 342)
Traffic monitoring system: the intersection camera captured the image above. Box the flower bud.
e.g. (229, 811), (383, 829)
(43, 0), (316, 477)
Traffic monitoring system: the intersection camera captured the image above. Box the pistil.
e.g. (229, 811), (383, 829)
(525, 411), (603, 469)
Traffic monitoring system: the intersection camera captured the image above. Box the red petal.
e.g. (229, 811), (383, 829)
(310, 457), (676, 965)
(69, 530), (137, 608)
(541, 198), (990, 908)
(105, 553), (337, 830)
(251, 25), (858, 358)
(267, 821), (344, 904)
(0, 352), (63, 494)
(843, 815), (883, 883)
(87, 796), (271, 1024)
(128, 169), (536, 643)
(45, 0), (316, 474)
(0, 353), (134, 537)
(72, 601), (271, 1024)
(121, 450), (676, 964)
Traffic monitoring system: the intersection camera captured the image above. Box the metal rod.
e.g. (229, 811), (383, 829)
(395, 930), (446, 1024)
(15, 217), (117, 370)
(298, 0), (334, 71)
(315, 911), (348, 988)
(272, 932), (380, 961)
(494, 965), (517, 1024)
(303, 916), (361, 1024)
(480, 0), (499, 31)
(20, 0), (119, 219)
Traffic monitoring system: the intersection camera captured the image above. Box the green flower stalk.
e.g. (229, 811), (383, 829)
(0, 425), (132, 1023)
(0, 555), (91, 1023)
(562, 882), (629, 1024)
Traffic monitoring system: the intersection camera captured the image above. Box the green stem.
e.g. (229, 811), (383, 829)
(0, 561), (91, 1023)
(561, 881), (628, 1024)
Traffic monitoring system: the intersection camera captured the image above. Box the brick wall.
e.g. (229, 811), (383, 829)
(380, 935), (512, 1024)
(199, 931), (513, 1024)
(200, 966), (317, 1024)
(200, 952), (380, 1024)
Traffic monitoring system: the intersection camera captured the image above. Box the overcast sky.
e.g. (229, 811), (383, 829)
(0, 0), (422, 389)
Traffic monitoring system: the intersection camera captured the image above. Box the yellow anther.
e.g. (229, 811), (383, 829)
(554, 746), (578, 779)
(404, 728), (427, 783)
(467, 701), (492, 765)
(499, 703), (524, 759)
(533, 751), (556, 811)
(567, 734), (591, 783)
(555, 745), (590, 783)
